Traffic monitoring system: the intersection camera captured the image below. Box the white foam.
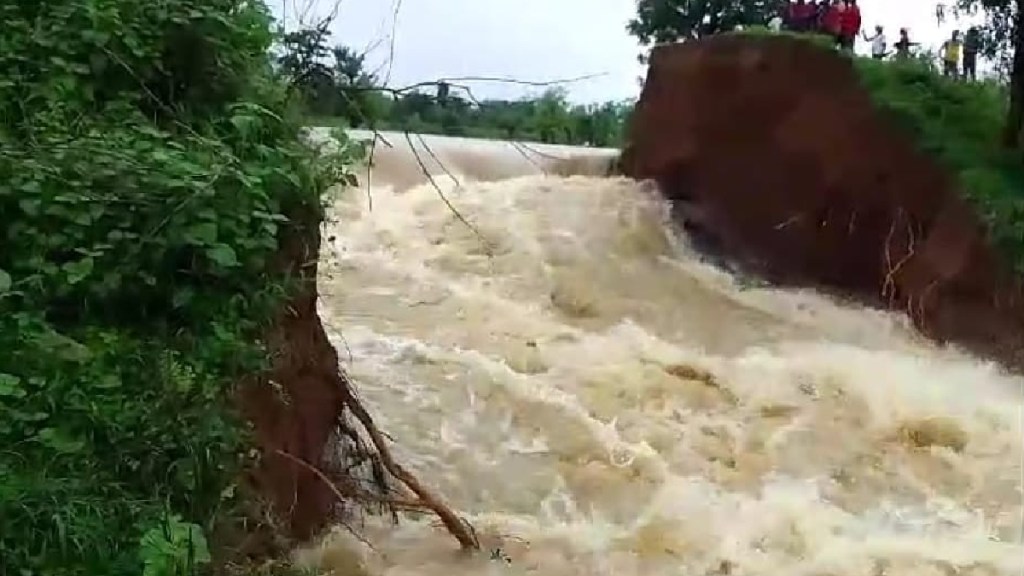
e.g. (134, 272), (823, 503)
(304, 134), (1024, 576)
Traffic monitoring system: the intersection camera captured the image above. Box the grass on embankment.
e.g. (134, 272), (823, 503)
(735, 28), (1024, 273)
(853, 57), (1024, 271)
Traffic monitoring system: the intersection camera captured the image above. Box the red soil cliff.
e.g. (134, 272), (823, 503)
(231, 201), (476, 558)
(621, 34), (1024, 369)
(237, 202), (349, 545)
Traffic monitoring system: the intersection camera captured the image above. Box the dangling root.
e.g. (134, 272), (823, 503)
(276, 372), (480, 552)
(342, 387), (480, 550)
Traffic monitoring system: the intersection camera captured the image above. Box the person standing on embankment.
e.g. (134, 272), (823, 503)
(862, 25), (887, 59)
(963, 27), (980, 81)
(894, 28), (918, 59)
(941, 30), (963, 78)
(822, 0), (846, 48)
(839, 0), (862, 52)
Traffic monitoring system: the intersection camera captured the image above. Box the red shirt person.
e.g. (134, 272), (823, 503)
(787, 0), (816, 31)
(822, 0), (846, 39)
(840, 0), (862, 48)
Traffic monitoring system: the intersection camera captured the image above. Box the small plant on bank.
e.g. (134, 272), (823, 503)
(0, 1), (361, 574)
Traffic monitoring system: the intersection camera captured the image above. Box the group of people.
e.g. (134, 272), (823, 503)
(774, 0), (863, 51)
(938, 28), (981, 81)
(768, 0), (982, 81)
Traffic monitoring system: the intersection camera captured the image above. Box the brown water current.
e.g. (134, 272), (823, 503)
(299, 131), (1023, 576)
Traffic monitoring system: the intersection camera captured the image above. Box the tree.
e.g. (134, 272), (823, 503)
(278, 25), (338, 116)
(277, 31), (384, 126)
(331, 46), (382, 127)
(954, 0), (1024, 150)
(628, 0), (786, 60)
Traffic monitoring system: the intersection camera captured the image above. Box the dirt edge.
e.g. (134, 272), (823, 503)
(225, 198), (477, 567)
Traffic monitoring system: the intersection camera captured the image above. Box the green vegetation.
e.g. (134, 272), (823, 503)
(739, 28), (1024, 270)
(629, 0), (786, 50)
(854, 57), (1024, 270)
(312, 88), (632, 147)
(280, 27), (632, 146)
(0, 1), (359, 574)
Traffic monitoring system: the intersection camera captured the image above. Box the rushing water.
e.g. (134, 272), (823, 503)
(302, 131), (1023, 576)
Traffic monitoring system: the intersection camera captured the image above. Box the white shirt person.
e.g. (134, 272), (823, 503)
(862, 25), (887, 59)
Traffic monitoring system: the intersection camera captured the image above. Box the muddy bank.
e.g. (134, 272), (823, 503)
(231, 197), (476, 561)
(236, 200), (350, 546)
(620, 34), (1024, 370)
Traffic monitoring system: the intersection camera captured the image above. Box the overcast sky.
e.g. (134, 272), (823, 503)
(272, 0), (983, 104)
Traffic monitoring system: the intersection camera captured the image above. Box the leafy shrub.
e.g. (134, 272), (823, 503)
(853, 57), (1024, 271)
(0, 1), (361, 573)
(736, 30), (1024, 271)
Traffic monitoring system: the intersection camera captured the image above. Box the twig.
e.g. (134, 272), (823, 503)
(405, 73), (608, 89)
(340, 390), (481, 550)
(348, 74), (607, 99)
(415, 132), (461, 185)
(515, 141), (571, 162)
(402, 130), (493, 257)
(324, 323), (355, 365)
(505, 141), (549, 174)
(271, 448), (380, 551)
(881, 208), (916, 307)
(914, 278), (940, 331)
(382, 0), (403, 86)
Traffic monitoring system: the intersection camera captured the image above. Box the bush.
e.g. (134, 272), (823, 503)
(0, 1), (360, 574)
(853, 57), (1024, 272)
(737, 30), (1024, 272)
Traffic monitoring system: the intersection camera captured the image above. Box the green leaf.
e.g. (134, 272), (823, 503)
(18, 198), (40, 216)
(206, 244), (239, 267)
(0, 268), (11, 294)
(31, 329), (92, 363)
(95, 374), (122, 389)
(36, 427), (85, 454)
(63, 257), (94, 285)
(172, 287), (195, 308)
(0, 373), (25, 398)
(185, 222), (218, 245)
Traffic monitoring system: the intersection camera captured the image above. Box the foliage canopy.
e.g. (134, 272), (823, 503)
(628, 0), (785, 53)
(0, 1), (357, 574)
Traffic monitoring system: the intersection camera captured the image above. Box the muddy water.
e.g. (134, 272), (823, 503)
(304, 131), (1023, 576)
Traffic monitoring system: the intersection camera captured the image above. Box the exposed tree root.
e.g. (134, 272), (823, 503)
(276, 371), (480, 552)
(342, 383), (480, 550)
(881, 207), (916, 308)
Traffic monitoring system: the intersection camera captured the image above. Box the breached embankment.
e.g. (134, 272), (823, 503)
(235, 131), (620, 553)
(621, 34), (1024, 372)
(298, 130), (1021, 575)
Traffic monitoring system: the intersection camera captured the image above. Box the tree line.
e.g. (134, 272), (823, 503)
(277, 25), (633, 147)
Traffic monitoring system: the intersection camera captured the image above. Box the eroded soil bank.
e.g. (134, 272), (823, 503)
(621, 34), (1024, 371)
(237, 202), (350, 545)
(232, 196), (475, 560)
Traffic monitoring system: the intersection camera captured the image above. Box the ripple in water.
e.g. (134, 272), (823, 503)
(301, 133), (1023, 576)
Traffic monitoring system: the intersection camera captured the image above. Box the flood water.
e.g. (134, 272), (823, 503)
(301, 130), (1023, 576)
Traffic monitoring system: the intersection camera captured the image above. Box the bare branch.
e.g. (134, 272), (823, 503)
(383, 0), (403, 86)
(338, 382), (481, 550)
(402, 130), (494, 257)
(348, 73), (609, 99)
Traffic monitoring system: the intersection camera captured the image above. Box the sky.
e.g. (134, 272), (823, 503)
(271, 0), (985, 104)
